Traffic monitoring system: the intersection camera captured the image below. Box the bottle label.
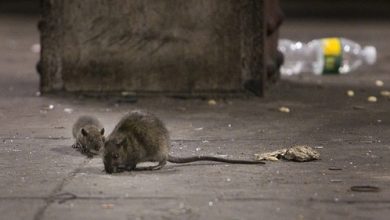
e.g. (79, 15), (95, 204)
(322, 38), (342, 74)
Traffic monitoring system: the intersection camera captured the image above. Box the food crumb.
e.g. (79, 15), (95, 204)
(380, 90), (390, 97)
(347, 90), (355, 97)
(367, 96), (377, 102)
(279, 106), (290, 113)
(101, 203), (114, 209)
(208, 99), (217, 106)
(375, 80), (384, 87)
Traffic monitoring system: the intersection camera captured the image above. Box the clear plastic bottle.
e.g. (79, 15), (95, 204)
(278, 38), (377, 76)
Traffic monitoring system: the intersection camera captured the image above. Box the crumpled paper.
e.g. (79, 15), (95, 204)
(255, 145), (320, 162)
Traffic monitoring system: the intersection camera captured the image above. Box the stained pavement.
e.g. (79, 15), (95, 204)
(0, 15), (389, 220)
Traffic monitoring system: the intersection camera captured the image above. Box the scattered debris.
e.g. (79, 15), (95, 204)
(254, 149), (286, 161)
(35, 91), (41, 97)
(278, 106), (290, 113)
(121, 91), (135, 96)
(367, 96), (377, 103)
(226, 178), (231, 182)
(255, 145), (320, 162)
(262, 155), (279, 161)
(284, 145), (320, 162)
(346, 90), (355, 97)
(330, 179), (343, 183)
(328, 167), (342, 171)
(208, 99), (217, 106)
(375, 80), (384, 87)
(208, 201), (214, 207)
(380, 90), (390, 97)
(31, 43), (41, 53)
(195, 147), (201, 152)
(40, 104), (55, 114)
(228, 124), (232, 128)
(352, 105), (365, 110)
(63, 108), (74, 114)
(194, 127), (203, 131)
(101, 203), (114, 209)
(350, 185), (380, 192)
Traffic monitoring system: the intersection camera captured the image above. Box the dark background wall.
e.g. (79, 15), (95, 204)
(281, 0), (390, 19)
(0, 0), (39, 14)
(1, 0), (390, 19)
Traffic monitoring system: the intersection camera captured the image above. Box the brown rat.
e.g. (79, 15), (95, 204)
(103, 110), (264, 173)
(72, 115), (105, 157)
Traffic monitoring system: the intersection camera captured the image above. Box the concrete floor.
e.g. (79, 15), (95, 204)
(0, 15), (389, 220)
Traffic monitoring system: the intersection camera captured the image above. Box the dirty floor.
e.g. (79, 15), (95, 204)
(0, 15), (389, 220)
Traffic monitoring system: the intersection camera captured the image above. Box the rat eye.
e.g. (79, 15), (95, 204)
(112, 154), (119, 159)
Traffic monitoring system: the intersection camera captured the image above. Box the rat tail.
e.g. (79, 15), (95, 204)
(167, 155), (265, 164)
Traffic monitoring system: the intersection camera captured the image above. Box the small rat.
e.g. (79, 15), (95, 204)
(103, 110), (264, 173)
(72, 115), (105, 157)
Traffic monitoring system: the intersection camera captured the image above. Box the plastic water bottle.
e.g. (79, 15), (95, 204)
(278, 38), (377, 76)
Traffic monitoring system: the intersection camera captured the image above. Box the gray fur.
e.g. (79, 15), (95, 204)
(72, 115), (105, 157)
(103, 110), (264, 173)
(103, 110), (169, 173)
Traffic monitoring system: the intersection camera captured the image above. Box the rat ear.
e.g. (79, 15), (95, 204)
(81, 128), (88, 137)
(100, 128), (105, 135)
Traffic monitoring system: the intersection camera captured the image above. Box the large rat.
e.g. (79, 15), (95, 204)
(103, 110), (264, 173)
(72, 115), (105, 157)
